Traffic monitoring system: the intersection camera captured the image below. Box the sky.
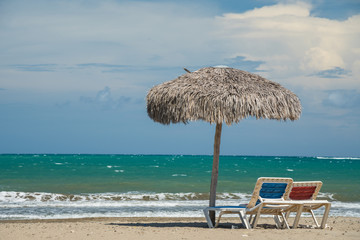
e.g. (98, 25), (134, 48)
(0, 0), (359, 157)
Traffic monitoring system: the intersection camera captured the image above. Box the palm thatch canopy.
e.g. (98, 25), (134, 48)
(147, 67), (301, 125)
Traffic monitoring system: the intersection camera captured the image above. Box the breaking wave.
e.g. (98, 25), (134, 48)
(1, 191), (359, 220)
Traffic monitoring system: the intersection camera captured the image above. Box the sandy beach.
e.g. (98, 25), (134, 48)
(1, 217), (359, 240)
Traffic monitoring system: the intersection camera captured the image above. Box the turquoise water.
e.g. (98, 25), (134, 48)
(1, 154), (359, 219)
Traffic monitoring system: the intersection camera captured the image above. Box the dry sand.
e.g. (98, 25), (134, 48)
(1, 217), (359, 240)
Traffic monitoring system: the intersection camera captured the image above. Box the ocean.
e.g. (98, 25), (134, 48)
(1, 154), (359, 220)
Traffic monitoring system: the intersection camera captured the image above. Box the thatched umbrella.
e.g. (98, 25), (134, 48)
(146, 66), (301, 224)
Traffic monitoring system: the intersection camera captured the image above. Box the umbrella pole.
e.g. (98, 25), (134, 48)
(209, 123), (222, 225)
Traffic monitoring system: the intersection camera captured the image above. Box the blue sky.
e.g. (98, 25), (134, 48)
(0, 0), (359, 156)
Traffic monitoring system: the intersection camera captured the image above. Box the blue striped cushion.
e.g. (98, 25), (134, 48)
(256, 183), (288, 205)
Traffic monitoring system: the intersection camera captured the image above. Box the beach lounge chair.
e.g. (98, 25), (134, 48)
(277, 181), (331, 229)
(203, 177), (294, 229)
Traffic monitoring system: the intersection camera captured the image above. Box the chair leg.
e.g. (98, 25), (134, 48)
(203, 208), (214, 228)
(252, 207), (262, 228)
(285, 211), (290, 221)
(273, 214), (289, 229)
(292, 205), (303, 229)
(280, 212), (290, 229)
(238, 211), (251, 229)
(215, 212), (223, 228)
(248, 214), (253, 223)
(309, 210), (320, 228)
(252, 214), (258, 228)
(320, 203), (331, 229)
(273, 215), (281, 229)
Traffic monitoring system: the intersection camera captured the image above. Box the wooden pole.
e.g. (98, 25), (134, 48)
(209, 123), (222, 225)
(183, 67), (191, 73)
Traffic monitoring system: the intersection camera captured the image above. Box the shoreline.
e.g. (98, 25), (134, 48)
(1, 217), (359, 240)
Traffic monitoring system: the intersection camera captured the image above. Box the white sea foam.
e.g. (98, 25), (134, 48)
(1, 191), (359, 220)
(317, 192), (336, 201)
(0, 191), (249, 203)
(316, 157), (360, 160)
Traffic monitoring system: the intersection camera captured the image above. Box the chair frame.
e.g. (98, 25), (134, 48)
(203, 177), (294, 229)
(280, 181), (331, 229)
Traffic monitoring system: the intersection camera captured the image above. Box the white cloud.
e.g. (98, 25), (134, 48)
(215, 2), (360, 90)
(0, 0), (359, 155)
(301, 47), (344, 71)
(0, 0), (218, 95)
(223, 2), (311, 19)
(0, 0), (216, 67)
(1, 0), (359, 94)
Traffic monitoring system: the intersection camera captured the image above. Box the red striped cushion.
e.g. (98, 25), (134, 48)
(289, 186), (316, 200)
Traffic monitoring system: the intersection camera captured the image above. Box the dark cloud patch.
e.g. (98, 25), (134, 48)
(223, 56), (265, 72)
(12, 64), (57, 72)
(313, 67), (350, 78)
(323, 90), (360, 108)
(76, 63), (130, 73)
(11, 63), (131, 73)
(311, 0), (360, 20)
(55, 101), (71, 109)
(76, 63), (129, 68)
(80, 86), (132, 110)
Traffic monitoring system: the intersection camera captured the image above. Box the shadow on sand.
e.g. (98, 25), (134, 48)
(107, 222), (209, 228)
(107, 222), (276, 229)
